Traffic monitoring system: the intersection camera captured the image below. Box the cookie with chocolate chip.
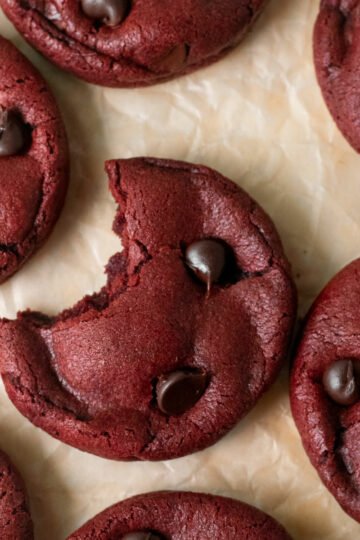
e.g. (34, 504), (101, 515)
(291, 259), (360, 523)
(0, 1), (270, 87)
(0, 35), (68, 283)
(67, 491), (292, 539)
(0, 449), (33, 539)
(314, 1), (360, 152)
(0, 158), (296, 461)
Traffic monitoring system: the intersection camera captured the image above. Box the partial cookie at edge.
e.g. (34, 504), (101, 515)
(0, 449), (34, 540)
(314, 1), (360, 152)
(0, 35), (69, 282)
(291, 258), (360, 523)
(0, 1), (269, 87)
(67, 491), (292, 539)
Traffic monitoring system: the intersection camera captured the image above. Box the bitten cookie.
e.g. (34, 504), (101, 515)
(67, 491), (292, 539)
(0, 158), (296, 461)
(0, 1), (269, 87)
(314, 1), (360, 153)
(291, 259), (360, 523)
(0, 35), (69, 283)
(0, 449), (33, 539)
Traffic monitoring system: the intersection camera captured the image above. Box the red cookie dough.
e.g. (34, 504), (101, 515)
(0, 158), (296, 461)
(0, 35), (69, 283)
(0, 449), (33, 539)
(67, 491), (292, 539)
(0, 1), (269, 88)
(291, 259), (360, 523)
(314, 0), (360, 153)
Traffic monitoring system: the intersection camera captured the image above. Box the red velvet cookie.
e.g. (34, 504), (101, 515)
(0, 449), (33, 539)
(0, 35), (69, 283)
(314, 1), (360, 153)
(0, 1), (269, 88)
(291, 259), (360, 523)
(67, 491), (292, 539)
(0, 158), (296, 461)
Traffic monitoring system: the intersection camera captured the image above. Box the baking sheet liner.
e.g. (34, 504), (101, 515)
(1, 1), (360, 538)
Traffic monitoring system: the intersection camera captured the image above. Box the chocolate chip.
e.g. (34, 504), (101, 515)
(0, 108), (26, 157)
(156, 44), (188, 73)
(81, 0), (129, 26)
(122, 533), (164, 540)
(322, 359), (360, 406)
(156, 369), (208, 416)
(185, 239), (227, 292)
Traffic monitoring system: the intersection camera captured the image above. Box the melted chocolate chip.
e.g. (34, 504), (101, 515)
(21, 311), (53, 328)
(156, 369), (208, 416)
(322, 359), (360, 406)
(157, 44), (188, 73)
(122, 533), (164, 540)
(0, 108), (26, 157)
(185, 239), (227, 292)
(81, 0), (129, 26)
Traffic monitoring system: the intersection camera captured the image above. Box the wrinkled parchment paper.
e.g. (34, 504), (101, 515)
(1, 1), (360, 538)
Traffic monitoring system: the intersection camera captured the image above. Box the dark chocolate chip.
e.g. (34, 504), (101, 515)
(122, 533), (164, 540)
(156, 369), (208, 416)
(81, 0), (129, 26)
(0, 108), (26, 157)
(322, 359), (360, 406)
(21, 311), (53, 328)
(185, 239), (227, 292)
(156, 44), (188, 73)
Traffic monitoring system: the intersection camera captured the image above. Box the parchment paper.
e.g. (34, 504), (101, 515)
(0, 1), (359, 539)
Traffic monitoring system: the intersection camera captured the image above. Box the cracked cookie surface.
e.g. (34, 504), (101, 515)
(291, 259), (360, 523)
(0, 35), (69, 283)
(0, 1), (269, 87)
(0, 157), (296, 461)
(67, 490), (292, 539)
(314, 0), (360, 152)
(0, 449), (33, 540)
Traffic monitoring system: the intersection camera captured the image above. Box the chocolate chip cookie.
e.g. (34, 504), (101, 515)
(67, 491), (292, 539)
(0, 1), (269, 87)
(0, 158), (296, 461)
(0, 449), (33, 539)
(0, 35), (69, 283)
(314, 1), (360, 152)
(291, 258), (360, 523)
